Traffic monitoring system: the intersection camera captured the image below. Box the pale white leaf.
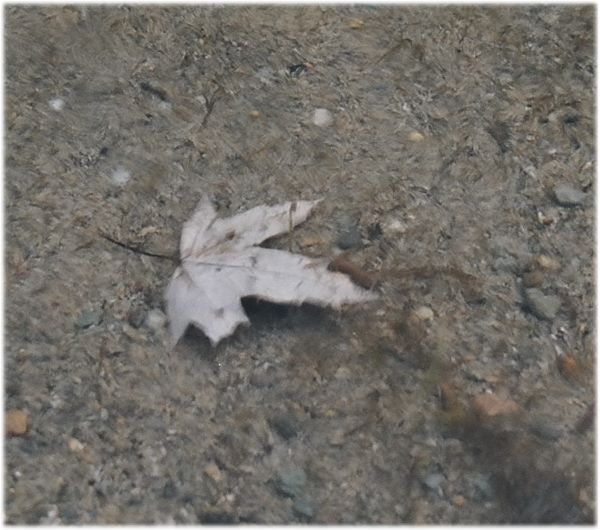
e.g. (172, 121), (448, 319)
(166, 197), (376, 345)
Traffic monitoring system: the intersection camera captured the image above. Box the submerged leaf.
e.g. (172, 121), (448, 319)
(166, 197), (376, 345)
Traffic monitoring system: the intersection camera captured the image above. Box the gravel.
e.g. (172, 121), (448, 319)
(553, 183), (587, 207)
(5, 5), (593, 525)
(523, 288), (562, 320)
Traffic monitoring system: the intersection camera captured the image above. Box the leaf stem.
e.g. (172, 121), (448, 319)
(98, 231), (179, 262)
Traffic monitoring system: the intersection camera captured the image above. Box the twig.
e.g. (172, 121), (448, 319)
(99, 231), (178, 262)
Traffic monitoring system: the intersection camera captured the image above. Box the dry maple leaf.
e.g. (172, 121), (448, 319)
(165, 197), (377, 345)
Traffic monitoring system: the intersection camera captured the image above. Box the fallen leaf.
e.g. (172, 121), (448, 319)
(165, 197), (376, 345)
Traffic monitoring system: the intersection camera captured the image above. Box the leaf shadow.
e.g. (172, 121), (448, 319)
(241, 298), (341, 335)
(177, 298), (343, 360)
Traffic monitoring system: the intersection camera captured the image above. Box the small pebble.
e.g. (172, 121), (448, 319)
(248, 110), (261, 119)
(467, 473), (494, 501)
(492, 256), (519, 273)
(557, 353), (585, 383)
(269, 412), (299, 440)
(414, 306), (434, 321)
(348, 18), (364, 29)
(111, 166), (131, 186)
(313, 108), (333, 127)
(553, 183), (586, 206)
(336, 215), (362, 249)
(529, 419), (561, 441)
(139, 225), (159, 238)
(334, 366), (352, 380)
(145, 309), (167, 331)
(422, 471), (445, 493)
(276, 467), (307, 498)
(521, 270), (544, 288)
(293, 496), (315, 519)
(452, 494), (466, 507)
(68, 437), (84, 452)
(48, 98), (65, 111)
(336, 226), (362, 249)
(536, 255), (561, 271)
(524, 288), (561, 320)
(408, 131), (425, 142)
(472, 392), (520, 418)
(204, 463), (222, 482)
(6, 409), (27, 435)
(76, 310), (102, 330)
(382, 218), (407, 234)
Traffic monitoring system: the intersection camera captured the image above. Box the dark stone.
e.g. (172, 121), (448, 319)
(275, 466), (307, 498)
(268, 413), (299, 440)
(127, 307), (146, 328)
(75, 310), (103, 330)
(293, 496), (315, 519)
(523, 288), (561, 320)
(553, 184), (586, 207)
(162, 480), (178, 499)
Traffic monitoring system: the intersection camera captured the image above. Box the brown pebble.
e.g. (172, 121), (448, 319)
(300, 236), (326, 248)
(522, 270), (544, 288)
(439, 382), (458, 412)
(452, 494), (466, 507)
(557, 354), (585, 383)
(204, 463), (222, 482)
(348, 18), (364, 29)
(472, 393), (520, 418)
(536, 255), (561, 271)
(6, 409), (27, 435)
(248, 110), (260, 119)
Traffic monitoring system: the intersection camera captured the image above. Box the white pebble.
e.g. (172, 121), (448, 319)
(111, 166), (131, 186)
(145, 309), (167, 331)
(383, 218), (407, 234)
(48, 98), (65, 111)
(408, 131), (425, 142)
(313, 108), (333, 127)
(414, 306), (434, 321)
